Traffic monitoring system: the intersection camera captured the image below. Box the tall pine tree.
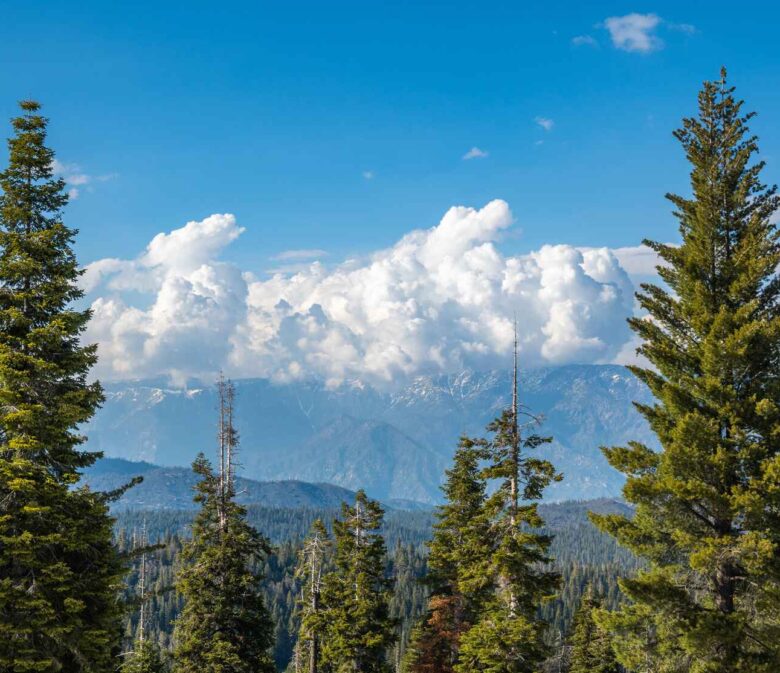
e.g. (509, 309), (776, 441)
(591, 69), (780, 672)
(122, 523), (167, 673)
(293, 519), (331, 673)
(457, 339), (561, 673)
(121, 641), (167, 673)
(404, 440), (492, 673)
(321, 490), (396, 673)
(0, 101), (124, 672)
(173, 378), (275, 673)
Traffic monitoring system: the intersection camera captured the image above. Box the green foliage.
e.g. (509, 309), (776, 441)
(568, 589), (622, 673)
(0, 101), (124, 672)
(405, 441), (491, 673)
(457, 407), (561, 673)
(591, 69), (780, 672)
(173, 454), (275, 673)
(0, 101), (103, 476)
(410, 396), (562, 673)
(292, 519), (331, 673)
(121, 639), (168, 673)
(119, 501), (635, 671)
(320, 491), (396, 673)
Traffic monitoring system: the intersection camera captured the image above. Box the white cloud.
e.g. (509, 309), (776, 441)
(604, 13), (663, 53)
(572, 35), (598, 47)
(462, 147), (489, 160)
(362, 170), (375, 180)
(535, 117), (554, 132)
(52, 159), (117, 200)
(271, 249), (328, 262)
(593, 244), (661, 278)
(83, 202), (637, 386)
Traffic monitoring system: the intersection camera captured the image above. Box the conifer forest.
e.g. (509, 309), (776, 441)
(0, 66), (779, 673)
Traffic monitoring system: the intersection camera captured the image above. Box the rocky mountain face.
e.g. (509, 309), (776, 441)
(83, 365), (657, 504)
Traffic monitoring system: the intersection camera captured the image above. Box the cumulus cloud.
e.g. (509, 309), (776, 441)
(463, 147), (489, 160)
(83, 202), (637, 386)
(604, 13), (663, 53)
(584, 244), (662, 279)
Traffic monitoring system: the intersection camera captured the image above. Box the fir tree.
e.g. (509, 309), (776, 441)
(121, 640), (168, 673)
(0, 101), (124, 672)
(405, 441), (491, 673)
(321, 490), (396, 673)
(456, 341), (561, 673)
(568, 588), (621, 673)
(122, 524), (167, 673)
(173, 378), (275, 673)
(293, 519), (331, 673)
(591, 69), (780, 672)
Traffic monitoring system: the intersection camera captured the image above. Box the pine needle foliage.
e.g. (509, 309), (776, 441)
(173, 380), (275, 673)
(321, 490), (396, 673)
(0, 101), (124, 672)
(404, 441), (491, 673)
(591, 69), (780, 672)
(293, 519), (331, 673)
(456, 409), (561, 673)
(121, 640), (168, 673)
(568, 588), (622, 673)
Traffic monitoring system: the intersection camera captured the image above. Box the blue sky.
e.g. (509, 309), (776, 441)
(2, 1), (778, 267)
(1, 2), (778, 384)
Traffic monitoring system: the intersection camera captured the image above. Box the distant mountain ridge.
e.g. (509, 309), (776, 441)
(84, 365), (657, 503)
(83, 457), (366, 511)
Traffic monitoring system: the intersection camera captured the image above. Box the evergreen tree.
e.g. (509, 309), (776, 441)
(591, 69), (780, 672)
(321, 490), (396, 673)
(293, 519), (331, 673)
(405, 441), (491, 673)
(173, 379), (275, 673)
(457, 345), (561, 673)
(122, 524), (167, 673)
(121, 640), (167, 673)
(0, 101), (124, 672)
(568, 588), (621, 673)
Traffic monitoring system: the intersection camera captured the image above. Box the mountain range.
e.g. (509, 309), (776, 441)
(83, 364), (657, 504)
(83, 457), (364, 511)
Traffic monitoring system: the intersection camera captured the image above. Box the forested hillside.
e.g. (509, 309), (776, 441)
(117, 499), (638, 669)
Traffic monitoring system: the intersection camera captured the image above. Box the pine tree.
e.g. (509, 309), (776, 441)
(121, 640), (168, 673)
(122, 523), (167, 673)
(456, 341), (561, 673)
(173, 378), (275, 673)
(321, 490), (396, 673)
(0, 101), (125, 672)
(405, 441), (491, 673)
(568, 589), (621, 673)
(591, 69), (780, 672)
(293, 519), (331, 673)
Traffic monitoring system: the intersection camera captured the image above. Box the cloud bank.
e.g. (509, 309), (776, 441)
(83, 201), (637, 386)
